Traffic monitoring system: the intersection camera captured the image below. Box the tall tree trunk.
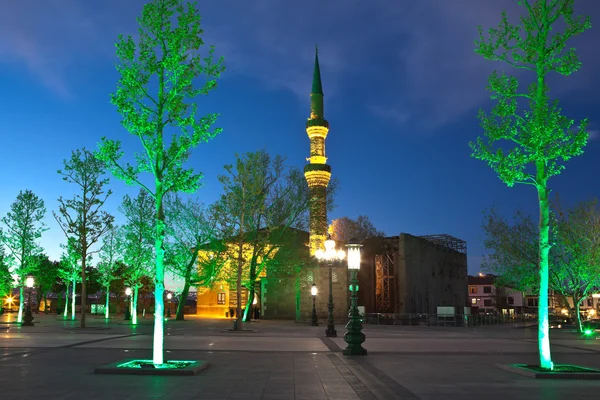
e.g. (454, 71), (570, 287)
(176, 282), (190, 321)
(44, 293), (48, 314)
(81, 248), (87, 328)
(235, 210), (245, 331)
(243, 264), (257, 322)
(17, 286), (24, 323)
(132, 285), (139, 325)
(536, 179), (553, 370)
(63, 284), (69, 318)
(71, 279), (76, 321)
(236, 241), (243, 331)
(153, 188), (166, 365)
(575, 297), (583, 333)
(105, 285), (110, 319)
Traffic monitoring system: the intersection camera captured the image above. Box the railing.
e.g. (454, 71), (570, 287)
(363, 313), (537, 327)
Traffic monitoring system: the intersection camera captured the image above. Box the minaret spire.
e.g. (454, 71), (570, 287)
(304, 47), (331, 256)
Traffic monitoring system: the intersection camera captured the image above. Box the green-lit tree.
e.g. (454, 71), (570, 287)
(481, 208), (539, 293)
(164, 195), (222, 320)
(471, 0), (591, 369)
(553, 199), (600, 331)
(96, 0), (224, 364)
(33, 254), (60, 314)
(58, 240), (82, 320)
(120, 190), (154, 325)
(97, 226), (122, 319)
(54, 148), (114, 328)
(0, 242), (13, 314)
(1, 190), (47, 323)
(215, 150), (322, 326)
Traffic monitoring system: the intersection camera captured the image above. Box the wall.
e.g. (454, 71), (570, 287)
(398, 234), (468, 314)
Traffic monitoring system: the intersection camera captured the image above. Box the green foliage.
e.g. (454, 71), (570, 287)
(120, 190), (155, 289)
(0, 243), (13, 298)
(97, 226), (122, 289)
(33, 254), (60, 298)
(481, 207), (539, 292)
(97, 0), (225, 197)
(58, 239), (83, 285)
(1, 190), (47, 283)
(471, 0), (590, 187)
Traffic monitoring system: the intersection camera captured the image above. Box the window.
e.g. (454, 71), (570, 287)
(483, 286), (492, 294)
(507, 297), (514, 305)
(527, 298), (538, 307)
(217, 293), (226, 305)
(469, 286), (477, 294)
(471, 298), (477, 305)
(484, 299), (492, 307)
(588, 298), (593, 307)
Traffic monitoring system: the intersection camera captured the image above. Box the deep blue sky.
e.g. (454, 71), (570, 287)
(1, 0), (599, 276)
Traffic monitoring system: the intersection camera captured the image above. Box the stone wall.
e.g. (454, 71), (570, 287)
(397, 234), (468, 314)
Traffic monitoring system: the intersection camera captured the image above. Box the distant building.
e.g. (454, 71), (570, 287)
(468, 274), (525, 315)
(358, 233), (468, 314)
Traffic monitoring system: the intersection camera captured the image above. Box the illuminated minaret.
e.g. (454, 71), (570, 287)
(304, 48), (331, 256)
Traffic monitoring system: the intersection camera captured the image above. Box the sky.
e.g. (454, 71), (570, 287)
(0, 0), (599, 278)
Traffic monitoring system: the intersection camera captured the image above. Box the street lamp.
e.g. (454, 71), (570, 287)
(22, 276), (35, 326)
(124, 287), (132, 321)
(315, 236), (345, 337)
(166, 293), (172, 318)
(311, 284), (318, 326)
(343, 238), (367, 355)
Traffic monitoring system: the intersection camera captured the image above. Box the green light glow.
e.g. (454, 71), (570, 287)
(117, 359), (196, 369)
(71, 279), (76, 321)
(17, 286), (23, 323)
(584, 329), (594, 336)
(63, 283), (69, 318)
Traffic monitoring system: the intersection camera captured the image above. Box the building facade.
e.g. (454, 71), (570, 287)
(359, 234), (468, 314)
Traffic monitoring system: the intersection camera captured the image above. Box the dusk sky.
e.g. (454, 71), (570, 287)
(1, 0), (599, 277)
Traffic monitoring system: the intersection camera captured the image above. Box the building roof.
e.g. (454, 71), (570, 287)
(468, 275), (497, 285)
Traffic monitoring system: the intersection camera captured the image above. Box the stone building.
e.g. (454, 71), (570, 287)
(359, 234), (468, 314)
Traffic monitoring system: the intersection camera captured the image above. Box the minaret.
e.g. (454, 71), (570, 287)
(304, 48), (331, 256)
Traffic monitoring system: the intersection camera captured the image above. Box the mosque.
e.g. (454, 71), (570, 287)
(196, 50), (468, 321)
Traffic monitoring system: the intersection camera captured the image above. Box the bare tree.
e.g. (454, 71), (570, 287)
(329, 215), (384, 244)
(54, 148), (114, 328)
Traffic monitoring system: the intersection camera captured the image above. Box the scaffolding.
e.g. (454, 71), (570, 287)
(419, 234), (467, 254)
(375, 253), (394, 313)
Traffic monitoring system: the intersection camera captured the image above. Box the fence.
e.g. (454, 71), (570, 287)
(363, 313), (537, 327)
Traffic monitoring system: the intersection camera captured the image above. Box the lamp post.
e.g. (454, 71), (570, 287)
(124, 287), (132, 321)
(22, 276), (35, 326)
(315, 236), (345, 337)
(343, 239), (367, 355)
(311, 284), (318, 326)
(166, 293), (172, 318)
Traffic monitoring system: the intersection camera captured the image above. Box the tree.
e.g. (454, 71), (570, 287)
(470, 0), (591, 370)
(329, 215), (385, 244)
(0, 242), (13, 313)
(490, 284), (510, 314)
(58, 240), (82, 320)
(96, 0), (224, 364)
(120, 191), (155, 325)
(54, 148), (114, 328)
(215, 150), (325, 326)
(481, 207), (539, 293)
(164, 195), (221, 320)
(33, 254), (60, 314)
(1, 190), (47, 323)
(97, 226), (122, 319)
(553, 199), (600, 332)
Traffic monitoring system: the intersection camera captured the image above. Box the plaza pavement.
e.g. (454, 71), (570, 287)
(1, 313), (600, 400)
